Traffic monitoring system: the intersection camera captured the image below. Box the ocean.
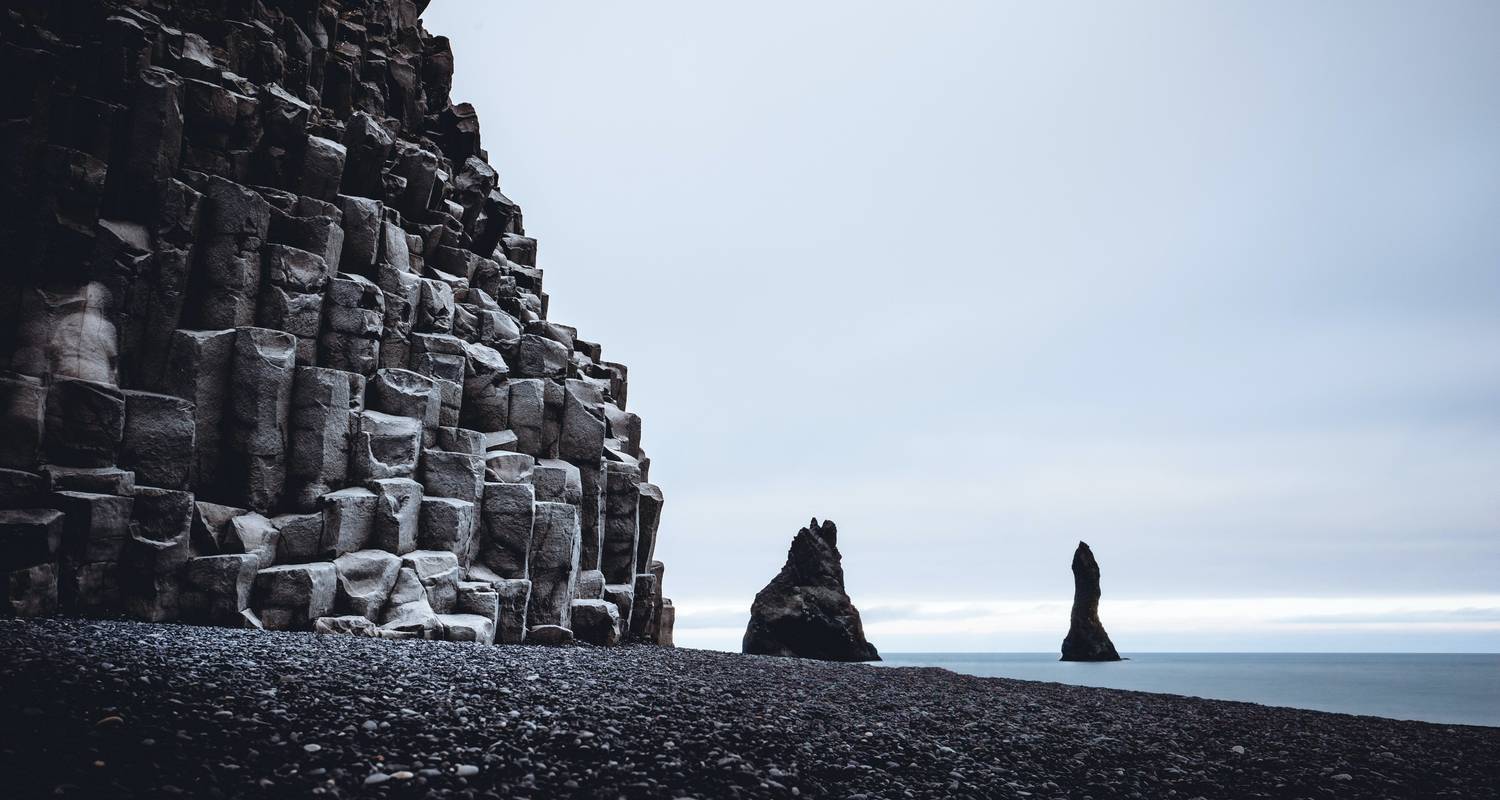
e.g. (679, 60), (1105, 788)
(878, 652), (1500, 727)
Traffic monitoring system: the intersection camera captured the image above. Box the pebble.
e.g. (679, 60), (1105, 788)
(1, 618), (1495, 800)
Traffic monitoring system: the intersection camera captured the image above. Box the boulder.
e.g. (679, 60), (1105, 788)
(741, 518), (880, 662)
(1060, 541), (1122, 662)
(570, 598), (621, 646)
(525, 624), (573, 645)
(486, 452), (534, 483)
(332, 549), (401, 620)
(253, 562), (337, 630)
(314, 615), (380, 637)
(439, 612), (495, 644)
(190, 502), (246, 556)
(226, 512), (279, 568)
(401, 549), (461, 613)
(380, 566), (439, 637)
(180, 553), (257, 625)
(6, 562), (59, 617)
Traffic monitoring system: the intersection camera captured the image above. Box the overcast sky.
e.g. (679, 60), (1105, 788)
(423, 1), (1500, 652)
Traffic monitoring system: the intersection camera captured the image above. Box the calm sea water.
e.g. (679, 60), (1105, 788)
(878, 653), (1500, 727)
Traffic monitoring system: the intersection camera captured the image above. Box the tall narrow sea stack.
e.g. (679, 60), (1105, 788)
(1060, 541), (1121, 661)
(0, 0), (672, 649)
(743, 518), (879, 662)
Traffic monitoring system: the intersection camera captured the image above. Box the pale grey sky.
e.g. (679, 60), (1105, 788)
(423, 1), (1500, 651)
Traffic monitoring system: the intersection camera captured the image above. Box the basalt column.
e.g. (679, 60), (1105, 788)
(0, 0), (673, 649)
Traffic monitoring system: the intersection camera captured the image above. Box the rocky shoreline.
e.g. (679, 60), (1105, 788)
(2, 619), (1496, 799)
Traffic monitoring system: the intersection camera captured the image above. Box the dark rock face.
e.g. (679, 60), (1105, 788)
(743, 518), (879, 662)
(0, 0), (672, 648)
(1060, 541), (1121, 661)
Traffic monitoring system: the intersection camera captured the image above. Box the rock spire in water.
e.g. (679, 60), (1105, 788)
(1060, 541), (1121, 661)
(742, 518), (879, 662)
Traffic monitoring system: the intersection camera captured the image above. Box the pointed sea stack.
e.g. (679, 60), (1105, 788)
(742, 518), (880, 662)
(1060, 541), (1122, 661)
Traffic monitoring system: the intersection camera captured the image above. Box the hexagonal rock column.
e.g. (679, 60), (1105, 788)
(286, 366), (357, 510)
(350, 411), (422, 481)
(223, 327), (296, 513)
(193, 177), (271, 329)
(571, 598), (622, 646)
(160, 329), (235, 492)
(478, 482), (534, 579)
(253, 562), (336, 630)
(180, 554), (259, 627)
(601, 462), (641, 586)
(121, 391), (195, 490)
(44, 378), (126, 468)
(369, 478), (422, 555)
(367, 368), (441, 446)
(525, 501), (580, 632)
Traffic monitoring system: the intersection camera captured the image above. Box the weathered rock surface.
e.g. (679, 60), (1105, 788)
(1060, 541), (1122, 662)
(743, 518), (879, 662)
(0, 0), (670, 651)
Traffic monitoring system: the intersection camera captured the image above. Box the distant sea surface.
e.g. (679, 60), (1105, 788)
(879, 653), (1500, 727)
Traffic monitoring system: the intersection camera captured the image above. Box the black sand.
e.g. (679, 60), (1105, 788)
(2, 619), (1495, 799)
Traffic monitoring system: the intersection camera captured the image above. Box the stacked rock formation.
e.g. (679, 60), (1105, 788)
(743, 518), (879, 662)
(1060, 541), (1120, 661)
(0, 0), (674, 648)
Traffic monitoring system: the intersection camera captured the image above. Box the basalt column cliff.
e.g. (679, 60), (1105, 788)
(0, 0), (673, 647)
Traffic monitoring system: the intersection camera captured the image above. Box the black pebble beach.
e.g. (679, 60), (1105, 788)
(2, 619), (1496, 799)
